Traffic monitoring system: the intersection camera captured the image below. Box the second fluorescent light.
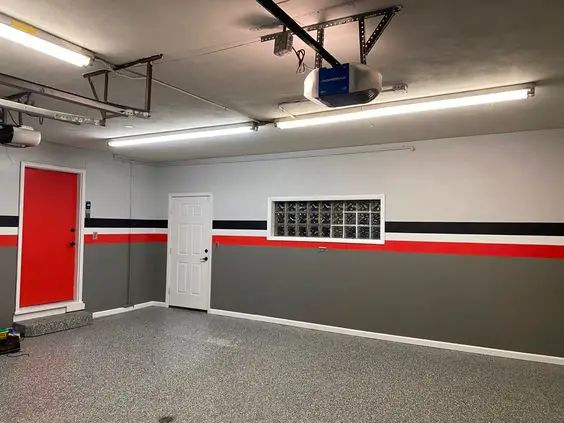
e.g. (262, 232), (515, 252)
(108, 123), (258, 147)
(276, 86), (534, 129)
(0, 14), (92, 67)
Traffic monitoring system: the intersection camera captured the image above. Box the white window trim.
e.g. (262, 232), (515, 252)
(14, 162), (86, 321)
(267, 194), (385, 245)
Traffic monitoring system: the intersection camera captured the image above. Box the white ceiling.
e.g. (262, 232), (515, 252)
(0, 0), (563, 162)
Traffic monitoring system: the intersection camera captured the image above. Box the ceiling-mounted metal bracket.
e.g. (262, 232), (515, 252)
(83, 54), (162, 125)
(0, 72), (150, 125)
(261, 4), (401, 67)
(257, 0), (341, 67)
(315, 28), (325, 69)
(359, 8), (400, 64)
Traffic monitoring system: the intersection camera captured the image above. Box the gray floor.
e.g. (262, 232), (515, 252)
(1, 307), (563, 423)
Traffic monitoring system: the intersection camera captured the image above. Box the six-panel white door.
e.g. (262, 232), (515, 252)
(168, 195), (212, 310)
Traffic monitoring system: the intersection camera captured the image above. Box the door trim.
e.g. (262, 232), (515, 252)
(14, 162), (86, 320)
(165, 193), (213, 311)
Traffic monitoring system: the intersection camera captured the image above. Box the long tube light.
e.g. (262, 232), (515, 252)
(108, 122), (258, 147)
(276, 85), (534, 129)
(0, 14), (92, 67)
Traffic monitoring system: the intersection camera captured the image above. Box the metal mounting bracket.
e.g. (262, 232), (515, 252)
(315, 28), (325, 69)
(260, 4), (401, 67)
(0, 72), (150, 123)
(358, 9), (400, 64)
(83, 54), (162, 125)
(257, 0), (341, 67)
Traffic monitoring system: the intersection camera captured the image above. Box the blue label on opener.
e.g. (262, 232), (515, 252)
(318, 64), (350, 96)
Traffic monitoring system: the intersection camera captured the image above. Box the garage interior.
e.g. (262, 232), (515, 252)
(0, 0), (563, 422)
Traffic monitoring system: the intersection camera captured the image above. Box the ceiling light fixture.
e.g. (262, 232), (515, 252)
(276, 85), (535, 129)
(108, 122), (259, 147)
(0, 13), (92, 67)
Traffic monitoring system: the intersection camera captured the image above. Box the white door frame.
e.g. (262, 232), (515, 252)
(165, 192), (213, 311)
(14, 162), (86, 322)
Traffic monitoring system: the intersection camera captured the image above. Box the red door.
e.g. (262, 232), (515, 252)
(20, 168), (78, 307)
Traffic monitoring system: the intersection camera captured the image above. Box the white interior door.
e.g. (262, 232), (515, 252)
(168, 195), (212, 310)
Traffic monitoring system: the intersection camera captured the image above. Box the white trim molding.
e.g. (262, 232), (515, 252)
(92, 301), (168, 319)
(208, 309), (564, 366)
(212, 229), (268, 237)
(15, 162), (86, 321)
(13, 301), (86, 322)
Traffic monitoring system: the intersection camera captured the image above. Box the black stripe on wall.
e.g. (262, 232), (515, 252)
(85, 218), (167, 228)
(213, 220), (267, 230)
(212, 220), (564, 236)
(386, 222), (564, 236)
(0, 216), (18, 227)
(3, 215), (562, 235)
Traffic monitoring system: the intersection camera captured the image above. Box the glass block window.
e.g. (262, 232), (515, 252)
(269, 196), (384, 244)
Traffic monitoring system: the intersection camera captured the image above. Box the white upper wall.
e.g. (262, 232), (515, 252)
(0, 142), (163, 219)
(1, 129), (562, 222)
(156, 129), (564, 222)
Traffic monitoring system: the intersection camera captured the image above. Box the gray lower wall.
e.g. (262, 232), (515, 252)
(83, 244), (130, 312)
(211, 245), (564, 358)
(0, 247), (17, 327)
(0, 242), (166, 324)
(83, 243), (167, 312)
(130, 243), (167, 305)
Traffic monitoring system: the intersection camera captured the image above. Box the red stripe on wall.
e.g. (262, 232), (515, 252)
(0, 233), (167, 246)
(212, 236), (564, 259)
(84, 233), (167, 244)
(0, 235), (17, 247)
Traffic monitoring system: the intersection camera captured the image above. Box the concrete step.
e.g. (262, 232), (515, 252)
(14, 311), (92, 337)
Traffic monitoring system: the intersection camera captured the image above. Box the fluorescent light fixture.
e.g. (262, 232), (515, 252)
(276, 85), (534, 129)
(0, 14), (92, 67)
(108, 122), (258, 147)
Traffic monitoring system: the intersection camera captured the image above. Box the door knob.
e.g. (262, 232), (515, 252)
(200, 257), (208, 262)
(69, 241), (76, 247)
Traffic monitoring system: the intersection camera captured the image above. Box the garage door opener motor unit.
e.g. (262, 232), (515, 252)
(304, 63), (383, 108)
(0, 124), (41, 148)
(257, 2), (401, 108)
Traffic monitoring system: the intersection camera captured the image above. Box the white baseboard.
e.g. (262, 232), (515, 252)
(133, 301), (168, 310)
(92, 301), (168, 319)
(208, 309), (564, 366)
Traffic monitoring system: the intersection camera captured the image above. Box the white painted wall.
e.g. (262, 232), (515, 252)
(0, 142), (162, 219)
(156, 129), (564, 222)
(2, 129), (562, 223)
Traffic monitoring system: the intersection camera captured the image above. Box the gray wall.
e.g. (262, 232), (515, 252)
(211, 245), (564, 357)
(0, 247), (17, 327)
(83, 243), (167, 313)
(0, 242), (167, 324)
(157, 128), (564, 357)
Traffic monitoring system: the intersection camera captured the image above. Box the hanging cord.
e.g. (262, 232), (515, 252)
(6, 110), (19, 126)
(292, 47), (307, 74)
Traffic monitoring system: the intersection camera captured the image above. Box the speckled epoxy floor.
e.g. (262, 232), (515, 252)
(1, 307), (563, 422)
